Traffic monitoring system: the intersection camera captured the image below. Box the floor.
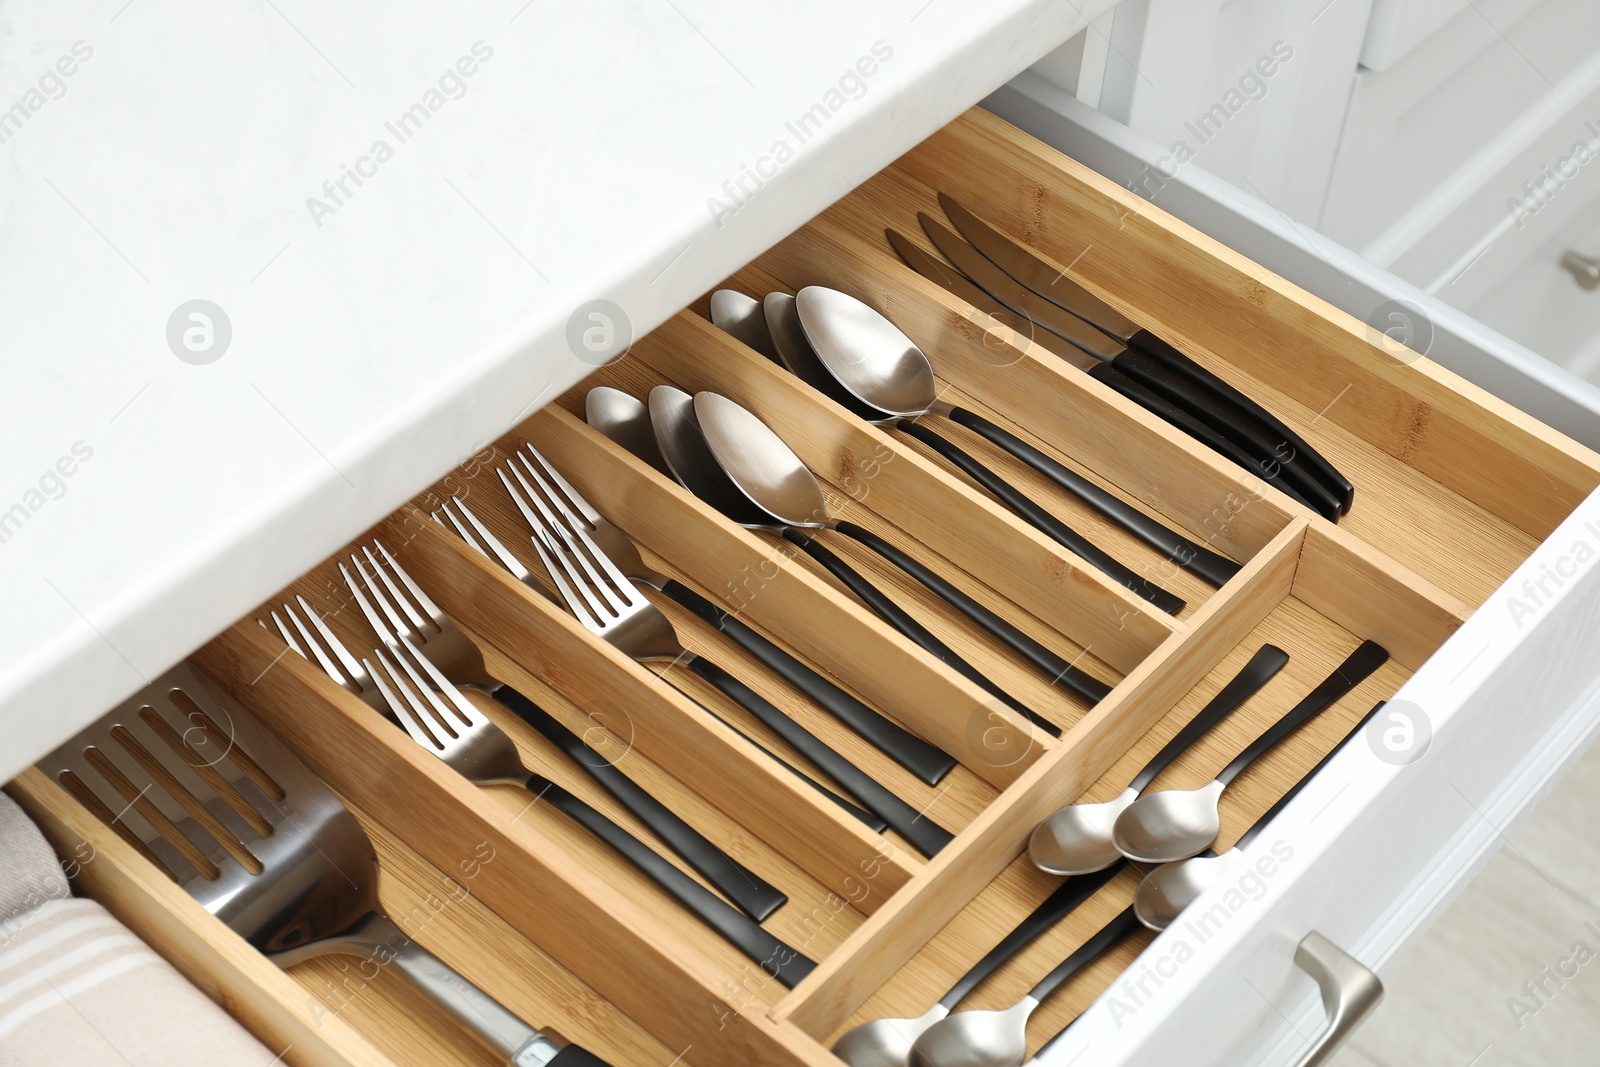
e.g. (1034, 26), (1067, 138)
(1328, 736), (1600, 1066)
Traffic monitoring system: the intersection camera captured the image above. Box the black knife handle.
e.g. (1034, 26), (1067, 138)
(494, 686), (788, 921)
(939, 406), (1241, 589)
(1109, 346), (1345, 520)
(939, 860), (1126, 1009)
(1087, 363), (1331, 517)
(659, 578), (957, 786)
(830, 521), (1114, 707)
(1127, 329), (1354, 514)
(1218, 640), (1390, 786)
(686, 655), (955, 858)
(526, 775), (816, 987)
(782, 528), (1061, 736)
(1126, 645), (1289, 794)
(894, 418), (1186, 614)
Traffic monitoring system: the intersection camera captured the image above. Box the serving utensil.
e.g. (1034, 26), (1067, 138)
(497, 445), (955, 858)
(908, 906), (1144, 1067)
(1029, 644), (1289, 875)
(914, 196), (1354, 519)
(679, 386), (1114, 708)
(730, 287), (1216, 605)
(1112, 640), (1390, 863)
(832, 861), (1125, 1067)
(41, 662), (614, 1066)
(1134, 701), (1388, 929)
(589, 384), (1062, 735)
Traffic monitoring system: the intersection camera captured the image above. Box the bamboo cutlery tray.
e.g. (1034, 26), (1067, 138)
(9, 107), (1600, 1067)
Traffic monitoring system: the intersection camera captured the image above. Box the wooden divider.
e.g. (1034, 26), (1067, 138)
(773, 520), (1310, 1037)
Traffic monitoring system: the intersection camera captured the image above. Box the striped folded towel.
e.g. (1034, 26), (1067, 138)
(0, 791), (276, 1066)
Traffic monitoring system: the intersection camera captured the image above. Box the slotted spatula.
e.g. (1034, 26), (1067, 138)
(40, 661), (610, 1067)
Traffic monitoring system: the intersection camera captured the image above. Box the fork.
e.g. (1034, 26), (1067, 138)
(42, 662), (616, 1067)
(435, 495), (886, 837)
(495, 448), (956, 859)
(314, 542), (789, 921)
(494, 443), (956, 787)
(264, 590), (816, 986)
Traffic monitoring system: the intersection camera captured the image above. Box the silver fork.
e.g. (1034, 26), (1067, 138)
(306, 542), (788, 922)
(262, 590), (814, 986)
(487, 445), (956, 786)
(494, 452), (955, 859)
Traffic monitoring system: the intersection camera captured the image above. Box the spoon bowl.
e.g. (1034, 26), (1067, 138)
(693, 390), (830, 528)
(586, 386), (671, 476)
(647, 385), (773, 527)
(909, 997), (1037, 1067)
(1028, 787), (1137, 876)
(832, 1004), (950, 1067)
(765, 292), (892, 421)
(795, 286), (938, 418)
(709, 289), (781, 362)
(1134, 850), (1241, 930)
(1111, 779), (1225, 864)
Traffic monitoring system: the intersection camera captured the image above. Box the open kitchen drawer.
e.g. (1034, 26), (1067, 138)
(8, 107), (1600, 1067)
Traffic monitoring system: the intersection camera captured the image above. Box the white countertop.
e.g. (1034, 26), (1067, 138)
(0, 1), (1110, 779)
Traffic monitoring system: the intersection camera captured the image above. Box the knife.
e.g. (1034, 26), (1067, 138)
(936, 194), (1355, 517)
(888, 227), (1337, 521)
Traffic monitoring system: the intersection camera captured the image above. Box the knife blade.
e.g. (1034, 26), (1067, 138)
(938, 193), (1354, 516)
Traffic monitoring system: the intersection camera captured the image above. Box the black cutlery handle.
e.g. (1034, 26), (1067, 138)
(526, 775), (815, 988)
(660, 578), (957, 786)
(1129, 328), (1355, 514)
(1127, 645), (1290, 794)
(1110, 346), (1346, 519)
(546, 1046), (615, 1067)
(940, 407), (1241, 590)
(1218, 640), (1390, 786)
(1235, 701), (1388, 852)
(939, 860), (1126, 1009)
(782, 528), (1061, 737)
(687, 655), (954, 858)
(494, 686), (788, 922)
(893, 418), (1186, 615)
(831, 521), (1114, 707)
(1087, 363), (1332, 517)
(1032, 906), (1143, 1003)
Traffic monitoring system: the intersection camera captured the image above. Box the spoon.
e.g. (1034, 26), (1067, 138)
(1112, 640), (1390, 864)
(1029, 644), (1289, 876)
(909, 906), (1144, 1067)
(682, 386), (1113, 708)
(790, 285), (1242, 593)
(601, 386), (1061, 736)
(745, 289), (1189, 615)
(582, 387), (958, 787)
(832, 861), (1125, 1067)
(1134, 701), (1388, 929)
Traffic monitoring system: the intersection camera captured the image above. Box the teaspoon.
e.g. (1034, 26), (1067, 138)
(909, 906), (1144, 1067)
(832, 862), (1125, 1067)
(1134, 701), (1388, 929)
(1112, 640), (1390, 864)
(1029, 644), (1288, 876)
(684, 387), (1113, 708)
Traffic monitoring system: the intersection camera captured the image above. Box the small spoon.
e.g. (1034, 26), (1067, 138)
(708, 289), (782, 363)
(909, 906), (1144, 1067)
(1029, 644), (1289, 876)
(832, 862), (1125, 1067)
(585, 386), (673, 476)
(792, 285), (1241, 593)
(687, 388), (1112, 708)
(1113, 640), (1391, 864)
(1135, 701), (1388, 929)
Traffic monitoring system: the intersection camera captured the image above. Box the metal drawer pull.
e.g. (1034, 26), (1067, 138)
(1289, 932), (1383, 1067)
(1560, 250), (1600, 290)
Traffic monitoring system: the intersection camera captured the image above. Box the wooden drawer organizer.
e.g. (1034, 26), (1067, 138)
(9, 108), (1599, 1067)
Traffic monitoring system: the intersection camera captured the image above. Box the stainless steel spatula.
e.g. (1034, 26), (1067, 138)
(41, 661), (610, 1067)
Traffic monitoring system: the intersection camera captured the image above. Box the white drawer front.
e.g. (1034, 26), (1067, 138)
(1038, 489), (1600, 1065)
